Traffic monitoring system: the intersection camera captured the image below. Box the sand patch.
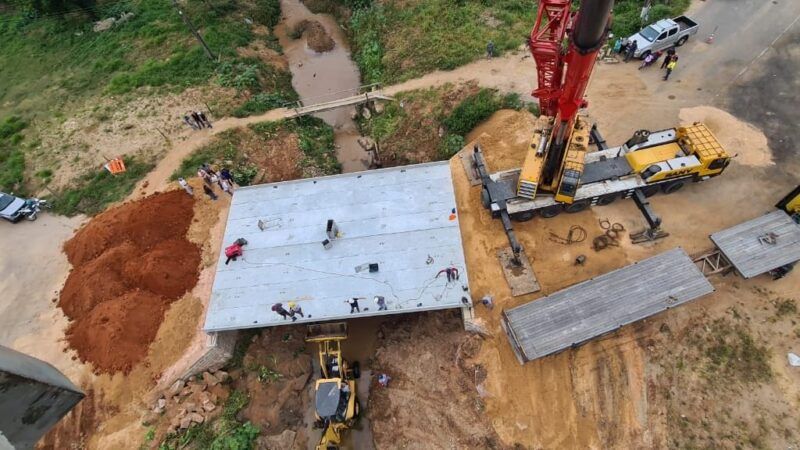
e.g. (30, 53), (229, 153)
(679, 106), (773, 167)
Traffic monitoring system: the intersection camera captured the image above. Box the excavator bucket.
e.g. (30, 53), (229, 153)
(306, 322), (348, 342)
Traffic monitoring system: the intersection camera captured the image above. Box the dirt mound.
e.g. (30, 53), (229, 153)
(295, 19), (335, 53)
(66, 290), (171, 374)
(59, 191), (201, 374)
(64, 190), (195, 266)
(678, 105), (773, 167)
(123, 238), (202, 298)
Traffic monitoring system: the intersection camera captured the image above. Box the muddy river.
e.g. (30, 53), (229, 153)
(276, 0), (369, 173)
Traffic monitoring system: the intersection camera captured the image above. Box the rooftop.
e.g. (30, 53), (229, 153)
(204, 162), (471, 332)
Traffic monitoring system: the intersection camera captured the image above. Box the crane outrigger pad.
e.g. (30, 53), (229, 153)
(497, 248), (540, 296)
(502, 248), (713, 363)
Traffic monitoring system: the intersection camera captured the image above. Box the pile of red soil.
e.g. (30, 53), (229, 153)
(295, 19), (335, 53)
(59, 190), (201, 374)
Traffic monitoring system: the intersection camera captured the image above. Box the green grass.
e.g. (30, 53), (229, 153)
(0, 116), (28, 193)
(337, 0), (689, 84)
(348, 0), (537, 84)
(611, 0), (692, 39)
(703, 319), (772, 385)
(172, 117), (340, 183)
(360, 86), (525, 164)
(50, 156), (154, 216)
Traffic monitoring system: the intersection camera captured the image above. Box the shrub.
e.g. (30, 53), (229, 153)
(233, 92), (290, 117)
(440, 133), (465, 159)
(252, 0), (281, 28)
(444, 89), (502, 136)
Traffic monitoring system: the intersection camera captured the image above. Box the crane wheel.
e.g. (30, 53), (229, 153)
(596, 195), (616, 206)
(540, 205), (563, 218)
(662, 181), (685, 194)
(565, 201), (590, 213)
(510, 211), (536, 222)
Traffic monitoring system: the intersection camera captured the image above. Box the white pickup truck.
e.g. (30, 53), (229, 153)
(626, 15), (699, 59)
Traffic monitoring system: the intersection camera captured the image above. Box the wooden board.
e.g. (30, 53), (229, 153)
(497, 248), (540, 296)
(458, 150), (482, 187)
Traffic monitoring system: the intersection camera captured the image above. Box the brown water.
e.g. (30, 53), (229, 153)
(276, 0), (370, 173)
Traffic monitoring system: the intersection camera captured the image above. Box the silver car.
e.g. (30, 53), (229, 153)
(626, 16), (699, 59)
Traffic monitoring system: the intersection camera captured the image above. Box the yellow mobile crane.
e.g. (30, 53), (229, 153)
(306, 323), (361, 450)
(473, 0), (731, 260)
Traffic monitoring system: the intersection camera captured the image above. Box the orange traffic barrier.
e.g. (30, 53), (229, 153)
(105, 157), (127, 175)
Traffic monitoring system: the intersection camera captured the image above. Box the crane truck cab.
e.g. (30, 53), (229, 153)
(626, 123), (730, 184)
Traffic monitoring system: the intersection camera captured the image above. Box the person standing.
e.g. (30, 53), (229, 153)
(198, 111), (212, 128)
(288, 301), (305, 318)
(624, 40), (637, 62)
(661, 48), (676, 69)
(272, 303), (293, 321)
(377, 373), (391, 387)
(481, 295), (494, 310)
(220, 167), (233, 182)
(486, 40), (495, 59)
(177, 177), (193, 196)
(203, 184), (218, 200)
(663, 57), (677, 81)
(183, 115), (199, 130)
(346, 297), (362, 313)
(219, 178), (233, 196)
(374, 296), (388, 311)
(191, 111), (204, 129)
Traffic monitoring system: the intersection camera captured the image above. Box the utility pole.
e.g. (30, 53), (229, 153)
(171, 0), (216, 60)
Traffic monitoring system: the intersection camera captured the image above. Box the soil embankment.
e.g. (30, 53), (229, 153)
(59, 190), (201, 374)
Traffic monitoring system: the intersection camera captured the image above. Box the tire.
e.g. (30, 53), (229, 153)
(639, 50), (651, 61)
(352, 361), (361, 379)
(564, 201), (590, 213)
(510, 210), (535, 222)
(26, 213), (37, 221)
(676, 36), (688, 46)
(662, 181), (685, 194)
(480, 188), (491, 210)
(596, 195), (617, 206)
(540, 205), (563, 218)
(641, 186), (659, 197)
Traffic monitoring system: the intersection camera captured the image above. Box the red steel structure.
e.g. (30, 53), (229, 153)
(529, 0), (572, 117)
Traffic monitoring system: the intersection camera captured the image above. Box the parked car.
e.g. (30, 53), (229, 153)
(0, 192), (48, 222)
(625, 15), (699, 59)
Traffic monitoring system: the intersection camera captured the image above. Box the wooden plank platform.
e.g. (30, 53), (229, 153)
(502, 248), (714, 363)
(709, 210), (800, 279)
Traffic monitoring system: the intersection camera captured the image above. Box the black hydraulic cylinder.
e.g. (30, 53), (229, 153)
(572, 0), (614, 52)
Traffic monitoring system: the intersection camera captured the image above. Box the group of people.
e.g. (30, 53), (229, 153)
(620, 39), (680, 81)
(177, 163), (235, 200)
(183, 111), (212, 130)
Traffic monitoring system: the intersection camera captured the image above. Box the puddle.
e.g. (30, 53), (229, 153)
(276, 0), (370, 173)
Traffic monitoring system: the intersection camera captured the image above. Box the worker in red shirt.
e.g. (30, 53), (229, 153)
(224, 238), (247, 265)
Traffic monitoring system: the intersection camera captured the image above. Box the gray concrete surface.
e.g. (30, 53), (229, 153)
(0, 346), (83, 450)
(205, 162), (471, 332)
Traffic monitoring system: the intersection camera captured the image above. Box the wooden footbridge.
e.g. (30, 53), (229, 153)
(284, 83), (394, 119)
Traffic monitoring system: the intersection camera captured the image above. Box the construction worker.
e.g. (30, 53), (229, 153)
(480, 295), (494, 310)
(486, 40), (495, 59)
(224, 239), (246, 264)
(177, 178), (193, 196)
(374, 296), (387, 311)
(288, 301), (305, 318)
(436, 267), (460, 282)
(377, 373), (391, 387)
(271, 303), (293, 321)
(661, 48), (676, 69)
(624, 39), (637, 62)
(345, 297), (362, 313)
(663, 57), (677, 81)
(203, 184), (218, 200)
(198, 111), (212, 128)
